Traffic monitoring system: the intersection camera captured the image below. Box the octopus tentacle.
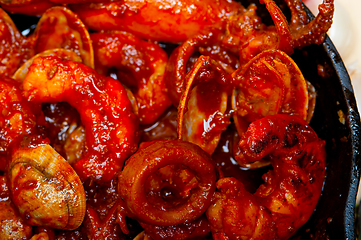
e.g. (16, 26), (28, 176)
(164, 31), (220, 106)
(284, 0), (309, 26)
(290, 0), (334, 48)
(260, 0), (293, 54)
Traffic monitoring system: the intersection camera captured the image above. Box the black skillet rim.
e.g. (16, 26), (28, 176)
(289, 4), (361, 239)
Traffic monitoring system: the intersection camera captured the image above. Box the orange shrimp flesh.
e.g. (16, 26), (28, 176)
(140, 214), (211, 240)
(22, 56), (139, 182)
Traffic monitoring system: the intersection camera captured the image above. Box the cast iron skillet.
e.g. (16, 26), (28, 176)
(236, 0), (361, 238)
(227, 0), (361, 238)
(290, 35), (360, 239)
(8, 0), (361, 239)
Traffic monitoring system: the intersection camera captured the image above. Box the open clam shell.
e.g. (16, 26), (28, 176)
(30, 6), (94, 68)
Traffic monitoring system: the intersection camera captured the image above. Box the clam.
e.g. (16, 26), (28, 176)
(30, 6), (94, 69)
(7, 143), (86, 230)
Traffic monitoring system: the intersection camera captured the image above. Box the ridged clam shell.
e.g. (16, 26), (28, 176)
(7, 144), (86, 230)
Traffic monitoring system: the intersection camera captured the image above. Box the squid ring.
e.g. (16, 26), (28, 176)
(119, 140), (217, 226)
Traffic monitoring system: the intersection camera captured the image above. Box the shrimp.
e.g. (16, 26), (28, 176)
(13, 49), (87, 164)
(13, 48), (83, 83)
(22, 56), (140, 182)
(206, 114), (326, 239)
(91, 31), (171, 125)
(69, 0), (242, 43)
(223, 0), (334, 64)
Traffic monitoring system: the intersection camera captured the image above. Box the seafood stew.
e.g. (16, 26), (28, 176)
(0, 0), (360, 239)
